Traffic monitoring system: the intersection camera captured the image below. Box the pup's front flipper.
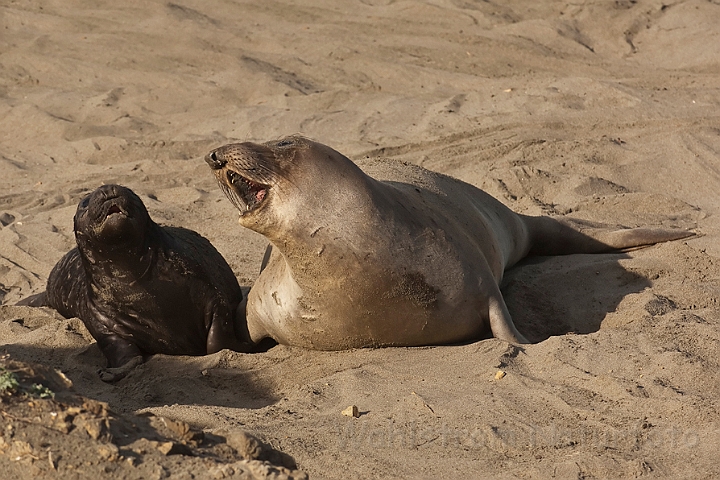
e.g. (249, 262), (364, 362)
(98, 356), (143, 383)
(95, 334), (144, 383)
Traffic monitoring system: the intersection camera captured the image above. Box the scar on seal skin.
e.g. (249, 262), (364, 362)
(17, 184), (250, 382)
(205, 135), (694, 350)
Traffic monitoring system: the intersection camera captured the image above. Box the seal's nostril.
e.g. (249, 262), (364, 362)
(205, 151), (226, 169)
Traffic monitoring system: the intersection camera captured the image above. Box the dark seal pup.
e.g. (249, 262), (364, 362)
(18, 184), (248, 381)
(204, 135), (693, 350)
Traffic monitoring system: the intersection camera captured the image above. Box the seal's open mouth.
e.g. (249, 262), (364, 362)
(99, 201), (131, 228)
(103, 201), (130, 219)
(225, 170), (269, 215)
(107, 205), (123, 216)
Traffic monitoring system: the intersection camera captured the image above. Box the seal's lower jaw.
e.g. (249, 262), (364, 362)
(94, 202), (142, 243)
(100, 203), (130, 227)
(98, 214), (134, 241)
(223, 170), (269, 216)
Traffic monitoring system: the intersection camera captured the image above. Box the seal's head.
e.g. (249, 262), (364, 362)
(74, 184), (151, 256)
(206, 135), (371, 240)
(204, 139), (285, 218)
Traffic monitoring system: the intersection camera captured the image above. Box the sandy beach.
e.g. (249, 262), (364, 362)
(2, 0), (720, 478)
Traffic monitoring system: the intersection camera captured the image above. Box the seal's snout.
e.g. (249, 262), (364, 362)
(206, 151), (227, 170)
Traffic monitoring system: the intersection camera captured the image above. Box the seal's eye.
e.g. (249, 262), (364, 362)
(79, 197), (90, 208)
(276, 139), (294, 147)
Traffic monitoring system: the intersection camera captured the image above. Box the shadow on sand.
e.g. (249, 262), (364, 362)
(502, 252), (649, 343)
(0, 312), (281, 414)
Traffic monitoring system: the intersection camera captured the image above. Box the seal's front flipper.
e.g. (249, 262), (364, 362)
(98, 356), (143, 383)
(487, 287), (529, 345)
(95, 333), (145, 382)
(95, 333), (143, 373)
(206, 301), (255, 354)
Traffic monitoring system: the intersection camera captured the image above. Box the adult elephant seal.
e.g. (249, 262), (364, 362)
(204, 135), (693, 349)
(18, 184), (248, 381)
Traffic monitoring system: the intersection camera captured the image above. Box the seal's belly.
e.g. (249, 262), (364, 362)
(96, 283), (209, 356)
(249, 295), (487, 350)
(246, 259), (491, 350)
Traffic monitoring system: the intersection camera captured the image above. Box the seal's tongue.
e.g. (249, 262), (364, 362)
(227, 171), (268, 213)
(253, 186), (267, 203)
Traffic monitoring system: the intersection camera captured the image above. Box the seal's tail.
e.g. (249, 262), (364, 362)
(522, 215), (695, 257)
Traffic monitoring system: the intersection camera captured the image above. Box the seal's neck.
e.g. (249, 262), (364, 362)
(274, 159), (383, 242)
(79, 224), (162, 288)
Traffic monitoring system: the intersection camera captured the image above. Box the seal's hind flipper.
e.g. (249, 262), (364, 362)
(15, 292), (48, 307)
(585, 227), (696, 252)
(523, 215), (695, 257)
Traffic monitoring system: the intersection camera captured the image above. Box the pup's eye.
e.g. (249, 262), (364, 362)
(79, 197), (90, 208)
(276, 139), (294, 147)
